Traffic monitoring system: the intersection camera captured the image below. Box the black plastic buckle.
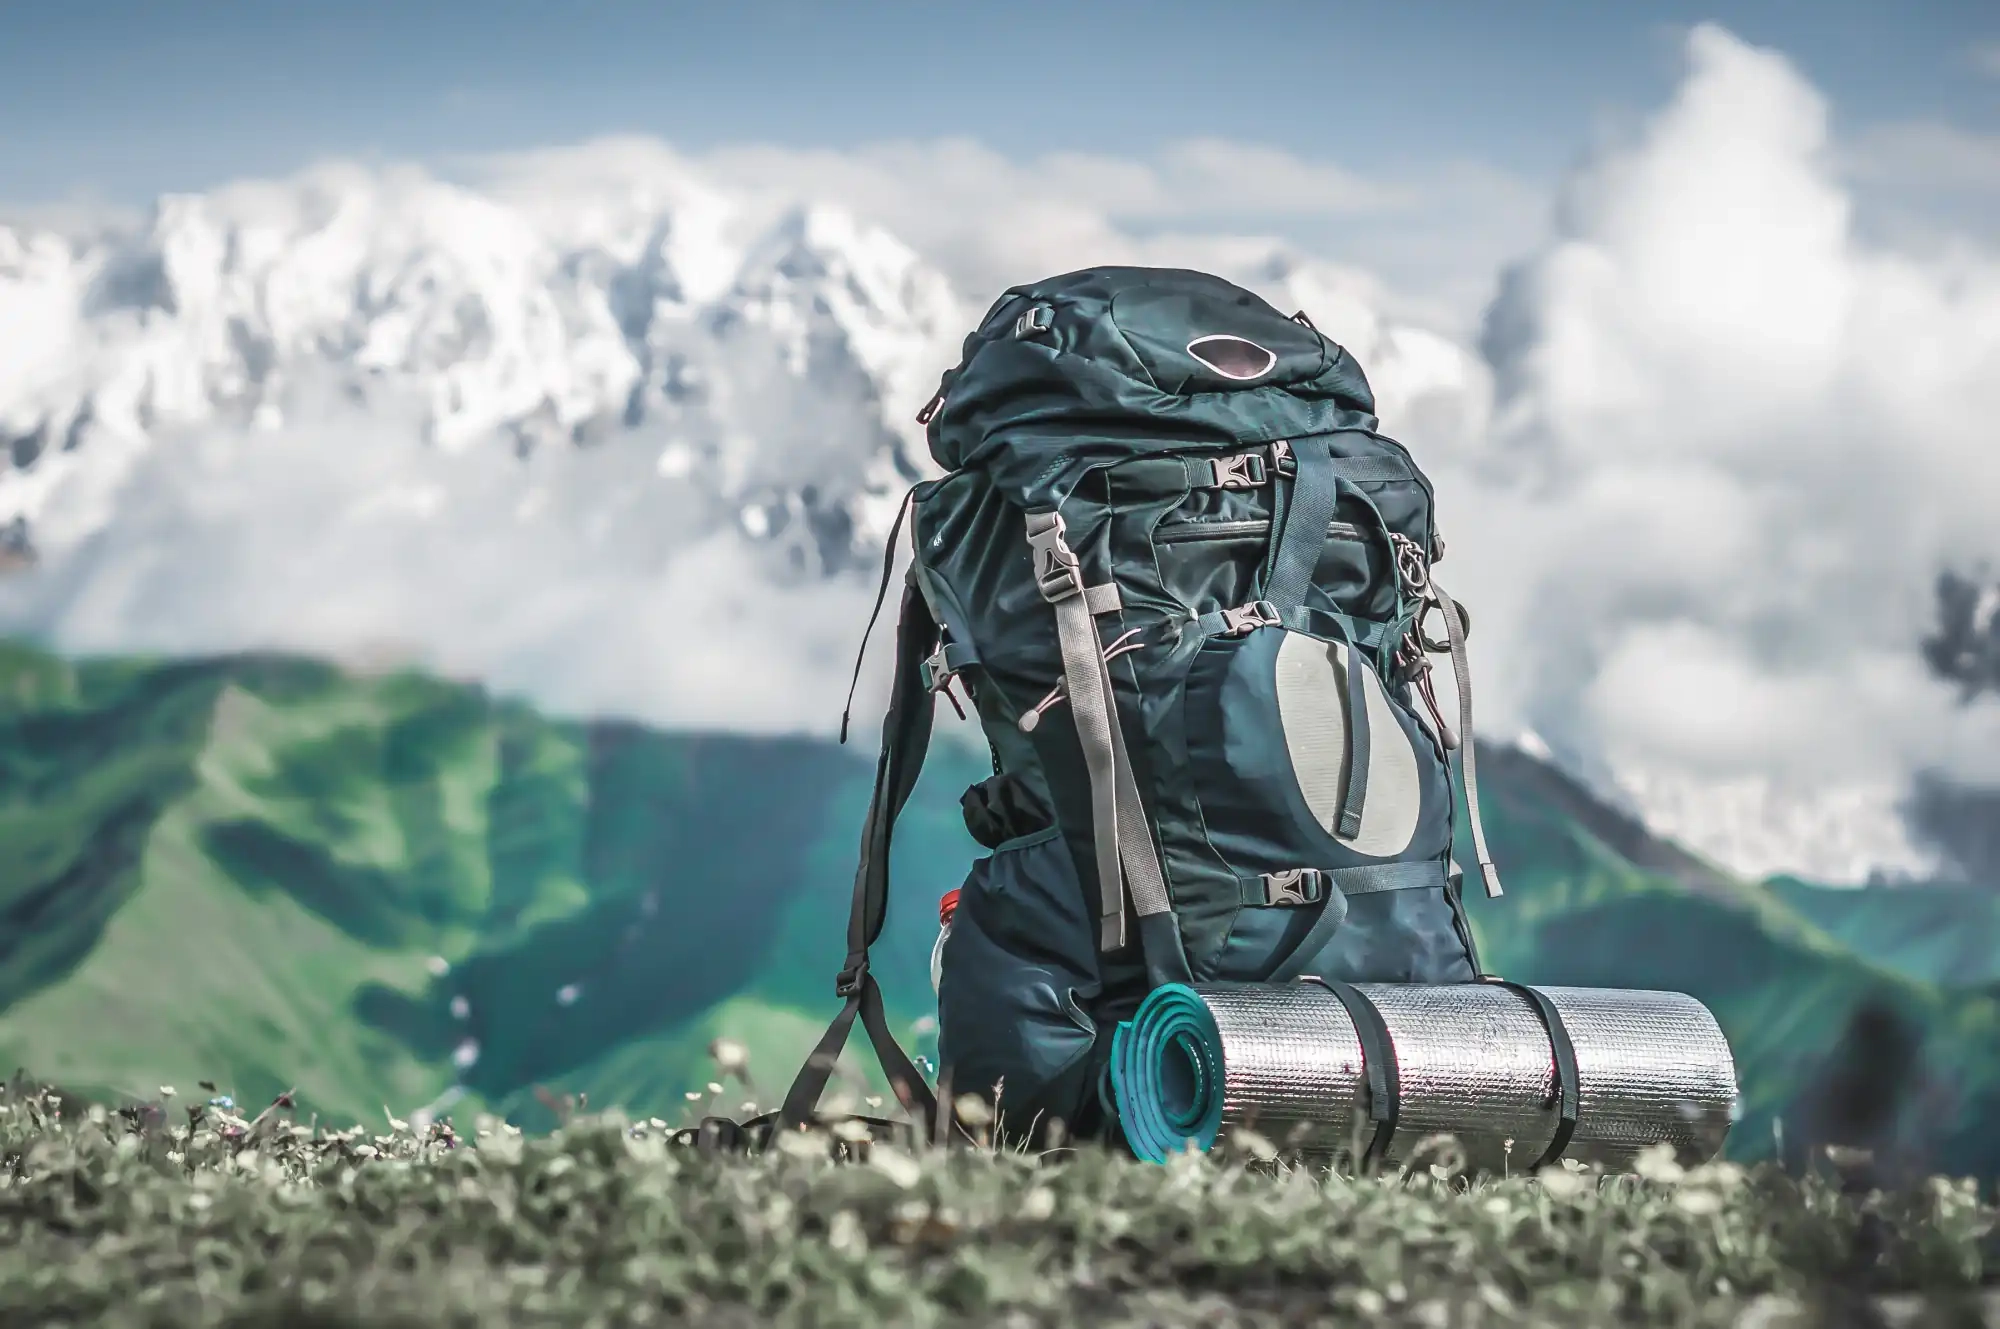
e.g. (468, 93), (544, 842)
(834, 963), (868, 999)
(1209, 452), (1269, 489)
(1219, 600), (1282, 637)
(1014, 304), (1054, 339)
(1263, 868), (1326, 906)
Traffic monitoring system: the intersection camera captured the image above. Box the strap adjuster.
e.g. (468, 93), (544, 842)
(1261, 868), (1326, 906)
(922, 646), (953, 692)
(1025, 513), (1085, 602)
(1014, 304), (1054, 339)
(1209, 452), (1268, 489)
(834, 962), (867, 999)
(1219, 600), (1282, 636)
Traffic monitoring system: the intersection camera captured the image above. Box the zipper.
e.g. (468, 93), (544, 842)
(1153, 518), (1369, 545)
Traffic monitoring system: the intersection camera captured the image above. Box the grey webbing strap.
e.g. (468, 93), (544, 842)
(1083, 583), (1123, 615)
(1322, 615), (1370, 841)
(1105, 668), (1174, 925)
(1026, 511), (1164, 951)
(1432, 581), (1502, 897)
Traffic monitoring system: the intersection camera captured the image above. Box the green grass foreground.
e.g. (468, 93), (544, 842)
(1, 1082), (1995, 1328)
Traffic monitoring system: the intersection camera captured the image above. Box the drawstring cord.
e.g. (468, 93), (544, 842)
(839, 486), (918, 745)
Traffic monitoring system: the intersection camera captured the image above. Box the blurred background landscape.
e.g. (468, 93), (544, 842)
(1, 2), (1996, 1173)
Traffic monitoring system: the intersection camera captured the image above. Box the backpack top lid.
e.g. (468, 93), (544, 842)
(925, 267), (1381, 509)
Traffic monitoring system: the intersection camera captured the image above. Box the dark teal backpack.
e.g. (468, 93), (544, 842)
(781, 266), (1504, 1147)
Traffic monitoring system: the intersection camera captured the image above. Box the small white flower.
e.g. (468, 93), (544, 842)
(707, 1038), (748, 1073)
(1675, 1188), (1724, 1215)
(870, 1146), (923, 1189)
(1632, 1141), (1686, 1184)
(1538, 1166), (1589, 1200)
(1021, 1187), (1056, 1221)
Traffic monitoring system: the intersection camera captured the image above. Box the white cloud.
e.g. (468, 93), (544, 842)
(3, 21), (1998, 884)
(1435, 22), (2000, 879)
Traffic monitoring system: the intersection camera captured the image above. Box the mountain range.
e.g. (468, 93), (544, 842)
(1, 638), (1995, 1177)
(2, 150), (1997, 1173)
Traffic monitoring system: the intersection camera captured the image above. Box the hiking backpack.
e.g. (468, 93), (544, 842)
(781, 266), (1504, 1147)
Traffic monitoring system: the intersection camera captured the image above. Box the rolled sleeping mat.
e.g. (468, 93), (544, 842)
(1110, 979), (1737, 1172)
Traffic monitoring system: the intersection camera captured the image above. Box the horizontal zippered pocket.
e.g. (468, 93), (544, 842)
(1154, 519), (1370, 545)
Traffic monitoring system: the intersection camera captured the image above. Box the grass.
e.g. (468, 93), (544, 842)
(1, 1077), (1995, 1328)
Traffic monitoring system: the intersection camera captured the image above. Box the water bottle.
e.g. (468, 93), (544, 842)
(930, 889), (960, 994)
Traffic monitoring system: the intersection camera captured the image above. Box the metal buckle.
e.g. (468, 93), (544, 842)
(922, 646), (953, 693)
(1014, 304), (1053, 339)
(1390, 532), (1430, 595)
(1026, 514), (1084, 602)
(1208, 452), (1268, 489)
(1263, 868), (1325, 906)
(1219, 600), (1282, 636)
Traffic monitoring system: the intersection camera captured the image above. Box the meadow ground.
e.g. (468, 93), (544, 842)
(1, 1078), (1995, 1328)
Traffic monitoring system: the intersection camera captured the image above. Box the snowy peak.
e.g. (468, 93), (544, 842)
(0, 166), (964, 575)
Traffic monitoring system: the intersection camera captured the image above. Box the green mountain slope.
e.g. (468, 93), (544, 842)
(0, 640), (984, 1128)
(1762, 875), (2000, 989)
(1459, 747), (2000, 1177)
(1, 640), (1995, 1175)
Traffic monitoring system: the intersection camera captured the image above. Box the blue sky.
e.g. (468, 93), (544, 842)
(3, 0), (1994, 206)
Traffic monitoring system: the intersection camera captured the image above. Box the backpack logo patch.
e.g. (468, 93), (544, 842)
(1186, 334), (1277, 381)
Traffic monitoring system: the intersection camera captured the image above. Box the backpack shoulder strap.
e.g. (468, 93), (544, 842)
(780, 572), (943, 1138)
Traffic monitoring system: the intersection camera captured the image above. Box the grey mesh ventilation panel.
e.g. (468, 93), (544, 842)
(1273, 632), (1422, 855)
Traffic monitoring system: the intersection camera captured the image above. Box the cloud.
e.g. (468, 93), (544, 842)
(4, 22), (1998, 884)
(0, 378), (886, 736)
(668, 136), (1541, 331)
(1436, 22), (2000, 879)
(1971, 40), (2000, 78)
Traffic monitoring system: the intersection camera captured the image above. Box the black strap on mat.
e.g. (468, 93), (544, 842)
(1486, 978), (1581, 1169)
(780, 573), (942, 1139)
(1302, 977), (1400, 1166)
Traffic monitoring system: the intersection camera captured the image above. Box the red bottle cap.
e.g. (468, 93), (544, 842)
(938, 889), (960, 925)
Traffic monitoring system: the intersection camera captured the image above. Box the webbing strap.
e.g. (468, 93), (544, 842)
(1304, 978), (1400, 1166)
(1025, 511), (1171, 954)
(1262, 436), (1340, 616)
(1264, 859), (1447, 978)
(1240, 858), (1446, 906)
(1028, 512), (1126, 949)
(1488, 979), (1581, 1169)
(778, 970), (938, 1136)
(780, 574), (941, 1137)
(1109, 450), (1414, 497)
(1433, 580), (1502, 897)
(1106, 669), (1175, 925)
(1192, 604), (1393, 652)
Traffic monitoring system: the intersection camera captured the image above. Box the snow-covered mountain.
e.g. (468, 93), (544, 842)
(1, 93), (1994, 892)
(0, 164), (961, 577)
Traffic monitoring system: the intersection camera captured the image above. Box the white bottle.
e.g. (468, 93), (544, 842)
(930, 889), (961, 994)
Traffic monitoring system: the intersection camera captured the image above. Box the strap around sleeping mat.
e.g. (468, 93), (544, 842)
(1301, 977), (1400, 1167)
(1485, 978), (1581, 1169)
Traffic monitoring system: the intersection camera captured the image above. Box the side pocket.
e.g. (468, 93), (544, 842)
(936, 827), (1103, 1135)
